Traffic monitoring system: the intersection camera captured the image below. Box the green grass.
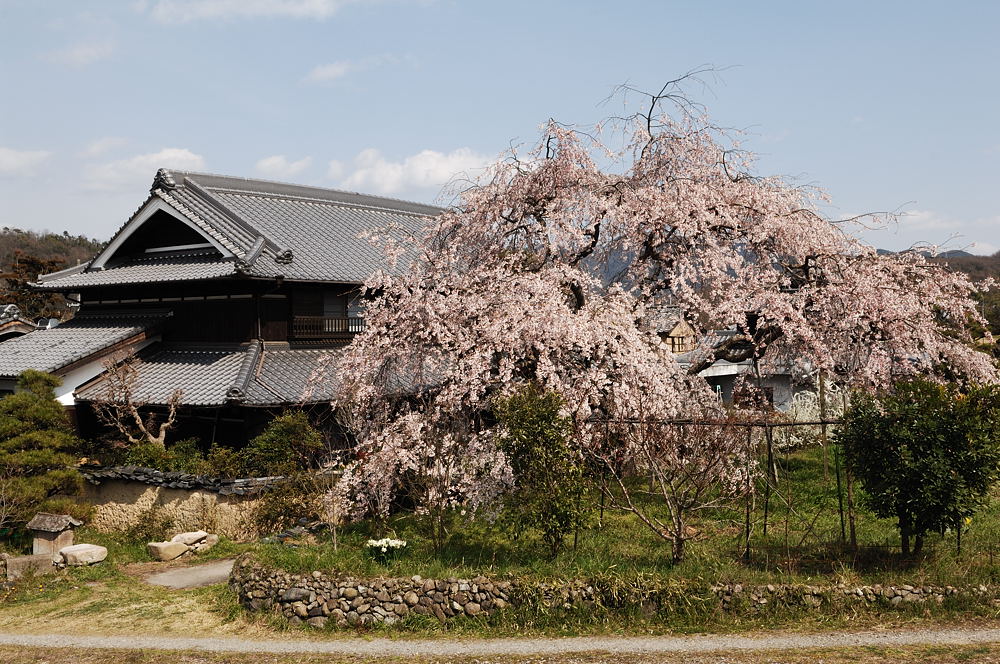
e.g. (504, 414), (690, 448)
(218, 444), (1000, 635)
(253, 445), (1000, 590)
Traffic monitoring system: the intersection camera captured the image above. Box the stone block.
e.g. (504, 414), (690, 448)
(171, 530), (208, 546)
(147, 540), (189, 561)
(4, 553), (55, 580)
(56, 544), (108, 566)
(193, 534), (219, 553)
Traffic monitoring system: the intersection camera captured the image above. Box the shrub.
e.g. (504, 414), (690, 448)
(204, 444), (244, 478)
(248, 475), (315, 535)
(120, 438), (208, 474)
(838, 379), (1000, 555)
(494, 384), (588, 557)
(239, 411), (325, 477)
(0, 371), (83, 530)
(38, 496), (95, 523)
(121, 504), (175, 544)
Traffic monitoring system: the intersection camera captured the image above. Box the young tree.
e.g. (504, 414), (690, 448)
(494, 384), (588, 557)
(90, 354), (182, 449)
(595, 408), (755, 564)
(332, 78), (996, 538)
(0, 371), (82, 526)
(838, 380), (1000, 555)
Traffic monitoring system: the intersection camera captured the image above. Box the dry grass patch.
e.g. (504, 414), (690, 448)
(0, 577), (267, 638)
(3, 644), (1000, 664)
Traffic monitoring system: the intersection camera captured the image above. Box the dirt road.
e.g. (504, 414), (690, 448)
(1, 625), (999, 656)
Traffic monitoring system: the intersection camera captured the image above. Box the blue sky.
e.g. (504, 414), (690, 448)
(2, 0), (999, 254)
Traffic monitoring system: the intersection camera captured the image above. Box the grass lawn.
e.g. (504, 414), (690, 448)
(255, 445), (1000, 589)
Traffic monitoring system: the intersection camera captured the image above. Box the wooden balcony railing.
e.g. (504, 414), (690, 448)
(292, 316), (366, 338)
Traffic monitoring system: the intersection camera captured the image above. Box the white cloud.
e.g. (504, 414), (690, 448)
(82, 137), (128, 157)
(900, 209), (961, 232)
(84, 148), (205, 192)
(970, 241), (998, 256)
(255, 155), (312, 179)
(326, 159), (345, 180)
(147, 0), (353, 23)
(46, 41), (115, 67)
(305, 61), (354, 83)
(304, 54), (400, 83)
(339, 147), (491, 195)
(0, 147), (52, 177)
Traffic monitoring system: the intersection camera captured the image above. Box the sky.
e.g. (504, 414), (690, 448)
(1, 0), (999, 254)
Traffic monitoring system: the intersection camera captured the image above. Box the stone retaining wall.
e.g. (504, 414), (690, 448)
(230, 554), (513, 628)
(711, 582), (966, 609)
(230, 554), (993, 629)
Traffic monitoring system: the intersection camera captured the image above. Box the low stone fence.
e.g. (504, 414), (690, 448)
(712, 582), (964, 609)
(80, 466), (275, 540)
(230, 554), (513, 628)
(230, 554), (992, 629)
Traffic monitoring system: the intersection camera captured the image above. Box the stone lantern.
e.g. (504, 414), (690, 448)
(25, 513), (83, 556)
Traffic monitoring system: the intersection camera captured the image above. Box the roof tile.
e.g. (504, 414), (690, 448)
(0, 311), (168, 378)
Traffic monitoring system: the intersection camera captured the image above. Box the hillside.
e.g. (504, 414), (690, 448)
(0, 227), (104, 268)
(0, 227), (105, 320)
(929, 251), (1000, 282)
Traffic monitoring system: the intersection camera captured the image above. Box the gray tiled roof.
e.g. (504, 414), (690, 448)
(75, 343), (342, 407)
(244, 347), (340, 406)
(75, 345), (247, 406)
(25, 513), (83, 532)
(0, 311), (168, 378)
(34, 252), (237, 290)
(36, 169), (442, 290)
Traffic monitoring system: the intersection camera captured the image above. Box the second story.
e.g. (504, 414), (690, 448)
(0, 170), (440, 409)
(31, 169), (442, 348)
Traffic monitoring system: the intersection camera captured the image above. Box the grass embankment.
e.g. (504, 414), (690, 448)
(3, 445), (1000, 638)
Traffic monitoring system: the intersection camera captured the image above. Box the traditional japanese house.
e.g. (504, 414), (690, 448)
(0, 169), (440, 441)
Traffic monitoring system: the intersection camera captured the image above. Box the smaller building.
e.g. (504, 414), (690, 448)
(0, 304), (39, 343)
(25, 513), (83, 556)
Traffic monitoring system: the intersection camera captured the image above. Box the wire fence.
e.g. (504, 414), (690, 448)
(586, 415), (932, 572)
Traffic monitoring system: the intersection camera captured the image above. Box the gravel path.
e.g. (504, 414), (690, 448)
(1, 626), (999, 656)
(144, 559), (235, 589)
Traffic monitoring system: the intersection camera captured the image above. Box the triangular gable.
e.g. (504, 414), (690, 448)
(90, 196), (235, 270)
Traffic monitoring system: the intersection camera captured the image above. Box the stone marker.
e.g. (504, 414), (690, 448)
(56, 543), (108, 566)
(148, 541), (189, 561)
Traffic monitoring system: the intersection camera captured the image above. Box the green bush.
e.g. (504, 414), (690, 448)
(204, 444), (244, 478)
(239, 411), (325, 477)
(494, 383), (588, 557)
(38, 496), (95, 523)
(249, 475), (316, 535)
(87, 410), (326, 480)
(838, 379), (1000, 555)
(120, 438), (208, 473)
(0, 370), (83, 529)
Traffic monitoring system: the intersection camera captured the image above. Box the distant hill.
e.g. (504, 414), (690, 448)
(0, 227), (104, 270)
(0, 227), (105, 320)
(928, 252), (1000, 282)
